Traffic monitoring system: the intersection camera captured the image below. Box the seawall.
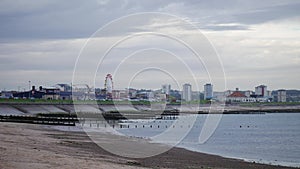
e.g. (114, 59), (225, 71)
(0, 103), (300, 116)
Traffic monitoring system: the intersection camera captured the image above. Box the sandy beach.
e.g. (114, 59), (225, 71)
(0, 122), (295, 169)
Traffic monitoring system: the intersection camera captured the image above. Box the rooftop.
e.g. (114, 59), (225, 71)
(228, 91), (247, 98)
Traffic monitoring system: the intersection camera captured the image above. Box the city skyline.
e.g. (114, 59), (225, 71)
(1, 81), (295, 93)
(0, 1), (299, 91)
(4, 81), (299, 103)
(1, 79), (298, 92)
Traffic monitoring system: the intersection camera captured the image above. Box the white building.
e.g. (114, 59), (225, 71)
(182, 83), (192, 101)
(277, 90), (286, 102)
(226, 90), (256, 103)
(162, 84), (171, 95)
(204, 83), (213, 100)
(255, 85), (267, 97)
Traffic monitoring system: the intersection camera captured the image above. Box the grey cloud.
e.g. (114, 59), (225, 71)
(158, 0), (300, 31)
(0, 0), (299, 90)
(0, 0), (129, 39)
(202, 25), (250, 31)
(1, 0), (299, 40)
(231, 2), (300, 25)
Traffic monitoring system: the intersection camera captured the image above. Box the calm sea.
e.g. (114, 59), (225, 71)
(117, 113), (300, 167)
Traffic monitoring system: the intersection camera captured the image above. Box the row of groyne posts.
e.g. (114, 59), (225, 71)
(79, 115), (182, 129)
(0, 113), (180, 128)
(0, 114), (77, 126)
(0, 115), (182, 129)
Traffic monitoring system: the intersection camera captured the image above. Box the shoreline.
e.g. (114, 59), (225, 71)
(178, 145), (300, 168)
(0, 122), (297, 169)
(51, 124), (300, 168)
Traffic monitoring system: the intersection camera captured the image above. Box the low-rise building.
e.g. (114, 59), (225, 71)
(59, 91), (72, 100)
(213, 91), (227, 102)
(13, 86), (44, 99)
(169, 90), (181, 102)
(40, 86), (60, 100)
(13, 86), (61, 100)
(226, 89), (256, 103)
(226, 91), (248, 103)
(0, 91), (14, 99)
(55, 84), (72, 92)
(136, 91), (154, 101)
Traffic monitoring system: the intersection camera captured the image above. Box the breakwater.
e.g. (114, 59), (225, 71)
(0, 115), (77, 126)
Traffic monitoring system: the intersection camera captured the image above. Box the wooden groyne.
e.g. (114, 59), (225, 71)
(0, 115), (77, 126)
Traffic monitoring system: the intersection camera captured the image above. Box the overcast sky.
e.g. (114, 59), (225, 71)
(0, 0), (299, 91)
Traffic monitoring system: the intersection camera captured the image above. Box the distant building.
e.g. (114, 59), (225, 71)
(286, 90), (300, 102)
(126, 88), (137, 99)
(226, 88), (256, 103)
(13, 85), (64, 100)
(39, 86), (60, 100)
(192, 91), (200, 101)
(204, 83), (213, 100)
(55, 84), (72, 92)
(267, 90), (272, 97)
(182, 83), (192, 101)
(95, 88), (107, 100)
(244, 90), (254, 97)
(13, 86), (45, 99)
(0, 91), (14, 99)
(161, 84), (171, 95)
(254, 85), (273, 102)
(226, 90), (247, 103)
(136, 91), (154, 101)
(155, 93), (167, 102)
(169, 90), (181, 102)
(213, 91), (226, 102)
(59, 91), (72, 100)
(255, 85), (267, 97)
(111, 89), (128, 100)
(119, 90), (129, 100)
(277, 90), (286, 102)
(112, 90), (121, 100)
(71, 91), (86, 100)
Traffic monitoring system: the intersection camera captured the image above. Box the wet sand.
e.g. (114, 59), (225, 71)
(0, 122), (295, 169)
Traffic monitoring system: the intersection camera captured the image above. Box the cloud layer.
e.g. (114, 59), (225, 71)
(0, 0), (299, 91)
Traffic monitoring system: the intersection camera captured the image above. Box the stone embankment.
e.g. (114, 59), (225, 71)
(0, 103), (299, 116)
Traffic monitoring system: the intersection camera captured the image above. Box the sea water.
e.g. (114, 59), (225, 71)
(116, 113), (300, 167)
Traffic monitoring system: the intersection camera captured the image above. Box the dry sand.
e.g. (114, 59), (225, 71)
(0, 123), (148, 169)
(0, 122), (295, 169)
